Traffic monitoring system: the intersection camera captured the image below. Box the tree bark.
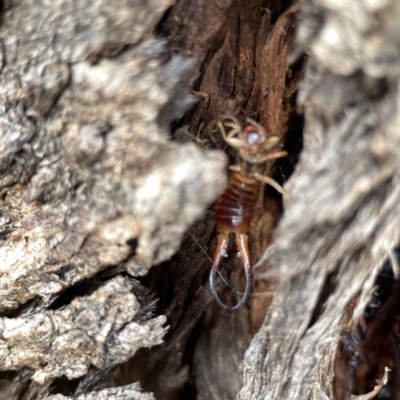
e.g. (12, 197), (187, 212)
(1, 0), (400, 399)
(0, 0), (226, 398)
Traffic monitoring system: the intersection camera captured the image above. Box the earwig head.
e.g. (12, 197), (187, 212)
(218, 115), (286, 164)
(241, 124), (267, 146)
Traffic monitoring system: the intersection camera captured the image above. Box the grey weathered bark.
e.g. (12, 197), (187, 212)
(0, 0), (227, 398)
(46, 382), (155, 400)
(239, 0), (400, 399)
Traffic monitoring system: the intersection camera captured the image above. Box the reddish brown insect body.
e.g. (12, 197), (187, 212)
(216, 171), (260, 233)
(210, 119), (286, 310)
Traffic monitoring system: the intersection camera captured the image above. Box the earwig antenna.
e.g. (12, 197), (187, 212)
(220, 273), (239, 304)
(188, 231), (212, 262)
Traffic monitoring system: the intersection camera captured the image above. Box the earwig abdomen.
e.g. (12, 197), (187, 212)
(215, 171), (260, 234)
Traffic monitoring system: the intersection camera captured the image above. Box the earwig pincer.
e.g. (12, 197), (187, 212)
(210, 116), (287, 310)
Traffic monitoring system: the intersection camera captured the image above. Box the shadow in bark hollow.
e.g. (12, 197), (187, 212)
(46, 238), (139, 312)
(122, 1), (305, 399)
(335, 253), (400, 399)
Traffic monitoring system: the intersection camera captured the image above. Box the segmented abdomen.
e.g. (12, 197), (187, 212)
(215, 171), (260, 234)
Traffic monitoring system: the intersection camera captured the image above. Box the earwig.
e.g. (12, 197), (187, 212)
(210, 116), (287, 310)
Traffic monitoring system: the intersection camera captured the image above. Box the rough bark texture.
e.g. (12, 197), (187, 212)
(0, 0), (227, 398)
(46, 382), (155, 400)
(239, 0), (400, 399)
(2, 0), (400, 399)
(129, 2), (303, 400)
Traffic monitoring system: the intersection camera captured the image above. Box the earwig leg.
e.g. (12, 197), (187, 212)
(224, 115), (241, 129)
(218, 122), (239, 140)
(257, 150), (288, 162)
(209, 232), (230, 309)
(226, 137), (245, 148)
(254, 173), (285, 194)
(232, 233), (253, 310)
(218, 121), (244, 149)
(257, 145), (288, 164)
(225, 123), (241, 134)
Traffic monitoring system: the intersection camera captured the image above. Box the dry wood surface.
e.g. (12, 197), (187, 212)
(0, 0), (399, 399)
